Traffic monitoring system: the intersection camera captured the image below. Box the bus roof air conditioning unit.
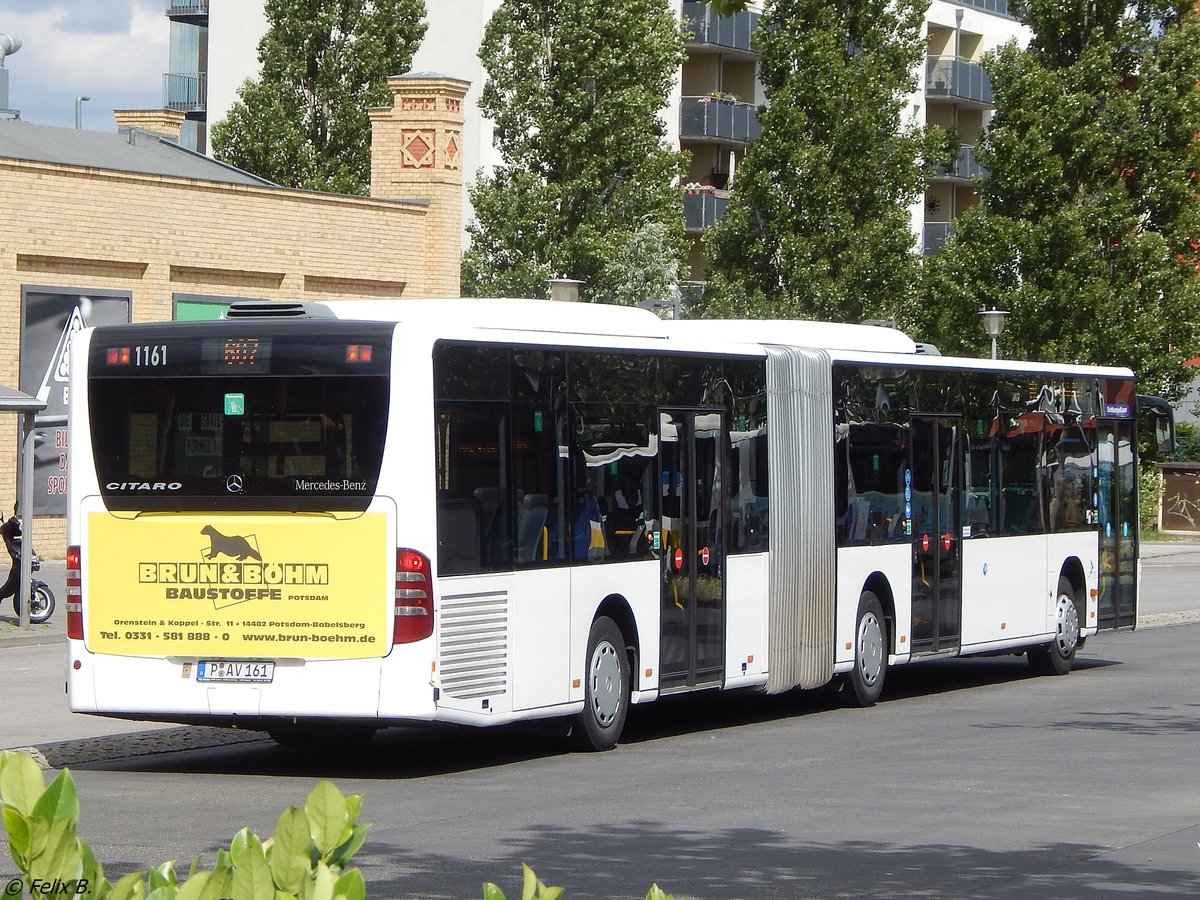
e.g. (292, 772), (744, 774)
(225, 301), (335, 319)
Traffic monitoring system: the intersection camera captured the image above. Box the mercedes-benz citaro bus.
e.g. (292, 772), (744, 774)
(65, 299), (1173, 749)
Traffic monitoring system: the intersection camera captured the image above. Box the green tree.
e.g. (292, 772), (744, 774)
(211, 0), (426, 195)
(704, 0), (752, 13)
(462, 0), (688, 302)
(700, 0), (953, 322)
(912, 0), (1200, 397)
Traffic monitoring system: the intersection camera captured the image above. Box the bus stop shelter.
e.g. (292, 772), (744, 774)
(1, 384), (47, 629)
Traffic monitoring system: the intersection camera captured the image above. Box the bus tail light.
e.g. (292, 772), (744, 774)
(66, 545), (83, 640)
(394, 548), (433, 644)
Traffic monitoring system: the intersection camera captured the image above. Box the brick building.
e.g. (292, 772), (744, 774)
(0, 73), (468, 553)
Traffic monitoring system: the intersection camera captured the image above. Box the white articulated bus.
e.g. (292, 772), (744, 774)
(65, 299), (1172, 749)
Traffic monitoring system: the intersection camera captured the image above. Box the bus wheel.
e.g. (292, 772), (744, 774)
(847, 591), (887, 707)
(573, 616), (630, 751)
(1029, 577), (1080, 676)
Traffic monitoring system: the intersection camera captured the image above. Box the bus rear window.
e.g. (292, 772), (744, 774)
(90, 373), (389, 511)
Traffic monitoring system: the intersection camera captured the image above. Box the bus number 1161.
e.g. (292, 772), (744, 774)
(135, 345), (167, 367)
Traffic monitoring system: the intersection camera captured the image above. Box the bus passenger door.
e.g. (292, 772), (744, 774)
(1097, 421), (1137, 628)
(910, 415), (963, 654)
(658, 409), (726, 692)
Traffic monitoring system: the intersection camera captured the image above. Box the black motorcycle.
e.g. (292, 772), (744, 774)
(0, 508), (55, 624)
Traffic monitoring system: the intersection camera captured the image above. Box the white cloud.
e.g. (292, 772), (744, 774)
(0, 0), (167, 128)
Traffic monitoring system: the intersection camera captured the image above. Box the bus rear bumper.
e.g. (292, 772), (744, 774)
(66, 641), (437, 723)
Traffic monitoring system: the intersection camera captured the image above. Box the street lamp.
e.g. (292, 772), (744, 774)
(547, 278), (583, 303)
(74, 94), (90, 129)
(979, 306), (1009, 360)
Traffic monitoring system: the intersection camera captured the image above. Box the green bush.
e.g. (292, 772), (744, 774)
(484, 866), (672, 900)
(1, 748), (369, 900)
(1139, 463), (1163, 532)
(1, 750), (673, 899)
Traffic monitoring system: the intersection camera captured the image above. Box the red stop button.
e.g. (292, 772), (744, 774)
(943, 533), (952, 551)
(700, 547), (710, 566)
(674, 547), (684, 570)
(921, 534), (930, 552)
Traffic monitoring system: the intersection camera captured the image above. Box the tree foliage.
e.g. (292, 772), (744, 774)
(462, 0), (688, 302)
(911, 0), (1200, 397)
(211, 0), (427, 195)
(700, 0), (952, 322)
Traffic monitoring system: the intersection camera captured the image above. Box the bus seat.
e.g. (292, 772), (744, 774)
(436, 498), (481, 574)
(516, 493), (549, 563)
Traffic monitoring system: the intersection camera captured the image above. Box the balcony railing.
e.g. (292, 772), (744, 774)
(165, 0), (209, 19)
(163, 72), (207, 112)
(680, 97), (761, 144)
(683, 190), (730, 231)
(923, 222), (955, 255)
(934, 144), (989, 181)
(926, 57), (993, 105)
(956, 0), (1014, 16)
(681, 2), (761, 54)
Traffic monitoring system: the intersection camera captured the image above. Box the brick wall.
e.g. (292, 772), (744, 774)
(0, 76), (467, 555)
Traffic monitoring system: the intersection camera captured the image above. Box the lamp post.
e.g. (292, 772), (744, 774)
(74, 94), (90, 129)
(547, 278), (583, 303)
(979, 306), (1009, 360)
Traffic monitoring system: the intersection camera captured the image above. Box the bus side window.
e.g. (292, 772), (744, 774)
(511, 348), (567, 566)
(1045, 425), (1094, 532)
(998, 429), (1043, 535)
(843, 421), (907, 546)
(433, 343), (513, 575)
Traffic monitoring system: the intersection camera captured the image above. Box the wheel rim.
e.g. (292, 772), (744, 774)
(588, 639), (623, 727)
(857, 612), (884, 687)
(1054, 592), (1080, 656)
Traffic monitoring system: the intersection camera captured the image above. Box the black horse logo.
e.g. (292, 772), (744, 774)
(201, 525), (262, 561)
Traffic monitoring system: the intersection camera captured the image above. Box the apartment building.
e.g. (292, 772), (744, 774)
(163, 0), (210, 152)
(920, 0), (1026, 255)
(190, 0), (1027, 278)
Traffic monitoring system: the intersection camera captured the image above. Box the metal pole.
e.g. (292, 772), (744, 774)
(991, 336), (998, 360)
(18, 411), (35, 629)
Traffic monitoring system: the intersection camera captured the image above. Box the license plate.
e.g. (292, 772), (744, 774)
(197, 660), (275, 683)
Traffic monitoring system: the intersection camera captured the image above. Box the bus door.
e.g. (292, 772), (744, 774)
(1097, 421), (1137, 628)
(658, 409), (726, 692)
(910, 415), (963, 654)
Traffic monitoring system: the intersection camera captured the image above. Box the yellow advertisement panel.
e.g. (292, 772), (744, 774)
(87, 512), (391, 658)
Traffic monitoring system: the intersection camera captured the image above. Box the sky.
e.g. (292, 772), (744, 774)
(0, 0), (165, 130)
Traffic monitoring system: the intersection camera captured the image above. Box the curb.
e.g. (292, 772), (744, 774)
(7, 726), (272, 770)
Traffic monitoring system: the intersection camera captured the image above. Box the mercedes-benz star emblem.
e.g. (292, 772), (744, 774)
(225, 474), (244, 494)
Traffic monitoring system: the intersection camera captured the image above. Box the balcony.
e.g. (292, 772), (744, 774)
(165, 0), (209, 23)
(683, 189), (730, 231)
(680, 97), (761, 144)
(926, 57), (993, 106)
(955, 0), (1014, 16)
(934, 144), (989, 181)
(163, 72), (207, 113)
(681, 2), (761, 57)
(923, 222), (955, 255)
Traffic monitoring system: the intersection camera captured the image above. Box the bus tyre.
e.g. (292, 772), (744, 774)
(1029, 577), (1080, 676)
(847, 592), (887, 707)
(573, 616), (630, 751)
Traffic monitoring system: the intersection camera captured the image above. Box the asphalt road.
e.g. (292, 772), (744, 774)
(1, 545), (1199, 898)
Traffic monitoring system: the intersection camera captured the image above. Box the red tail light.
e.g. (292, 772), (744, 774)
(66, 544), (83, 640)
(393, 548), (433, 644)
